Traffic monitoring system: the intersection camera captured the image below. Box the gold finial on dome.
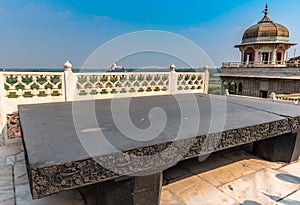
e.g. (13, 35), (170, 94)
(259, 3), (272, 23)
(264, 4), (268, 16)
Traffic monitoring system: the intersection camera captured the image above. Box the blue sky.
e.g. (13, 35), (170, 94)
(0, 0), (299, 68)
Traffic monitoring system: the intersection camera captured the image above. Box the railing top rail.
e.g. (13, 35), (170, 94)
(176, 72), (205, 74)
(75, 72), (171, 75)
(75, 72), (206, 77)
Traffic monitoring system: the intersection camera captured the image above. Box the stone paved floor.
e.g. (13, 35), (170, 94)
(0, 142), (299, 205)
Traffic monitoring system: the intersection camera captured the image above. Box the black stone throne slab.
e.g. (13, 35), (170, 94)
(19, 94), (300, 203)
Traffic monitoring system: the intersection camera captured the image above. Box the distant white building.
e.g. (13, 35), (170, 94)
(107, 63), (123, 71)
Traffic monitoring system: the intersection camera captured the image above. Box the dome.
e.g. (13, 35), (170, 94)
(242, 5), (289, 43)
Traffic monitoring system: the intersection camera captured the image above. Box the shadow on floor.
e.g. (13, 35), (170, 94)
(276, 173), (300, 185)
(163, 143), (255, 185)
(79, 143), (266, 204)
(242, 200), (261, 205)
(263, 192), (300, 205)
(277, 198), (300, 205)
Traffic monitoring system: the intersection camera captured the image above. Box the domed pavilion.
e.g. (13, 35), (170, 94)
(220, 4), (300, 98)
(234, 4), (296, 66)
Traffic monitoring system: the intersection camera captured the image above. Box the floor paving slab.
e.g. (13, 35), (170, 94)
(221, 150), (285, 170)
(235, 158), (284, 172)
(0, 143), (23, 157)
(163, 164), (194, 185)
(0, 157), (6, 167)
(277, 190), (300, 205)
(160, 188), (187, 205)
(163, 175), (237, 205)
(219, 168), (300, 204)
(279, 160), (300, 177)
(15, 151), (24, 159)
(179, 154), (256, 187)
(197, 161), (255, 187)
(0, 166), (14, 205)
(216, 148), (255, 161)
(179, 153), (235, 174)
(5, 155), (16, 166)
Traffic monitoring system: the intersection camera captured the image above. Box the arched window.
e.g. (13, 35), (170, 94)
(229, 81), (237, 95)
(244, 48), (255, 64)
(276, 47), (285, 64)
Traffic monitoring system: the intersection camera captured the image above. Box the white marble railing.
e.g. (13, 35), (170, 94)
(177, 73), (204, 92)
(270, 92), (300, 104)
(75, 72), (170, 98)
(3, 72), (63, 98)
(0, 61), (209, 144)
(73, 72), (206, 99)
(222, 61), (292, 68)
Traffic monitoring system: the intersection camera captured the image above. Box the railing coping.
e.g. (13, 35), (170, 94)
(75, 72), (171, 75)
(0, 71), (206, 75)
(75, 72), (205, 75)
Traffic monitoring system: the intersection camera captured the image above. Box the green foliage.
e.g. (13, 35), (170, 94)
(209, 84), (221, 95)
(208, 73), (221, 95)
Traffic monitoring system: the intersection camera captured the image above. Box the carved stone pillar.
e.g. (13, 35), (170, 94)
(203, 65), (209, 94)
(0, 74), (4, 145)
(254, 131), (300, 163)
(63, 60), (77, 102)
(221, 81), (225, 95)
(96, 172), (162, 205)
(272, 49), (277, 65)
(254, 50), (260, 64)
(169, 64), (177, 94)
(241, 48), (245, 63)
